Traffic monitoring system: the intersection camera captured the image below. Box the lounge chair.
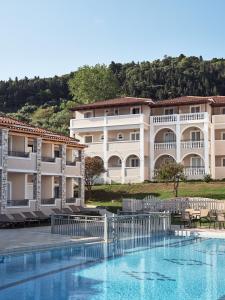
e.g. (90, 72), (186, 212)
(208, 211), (217, 229)
(51, 208), (65, 215)
(22, 212), (40, 225)
(0, 214), (17, 228)
(199, 209), (209, 227)
(33, 211), (50, 222)
(216, 213), (225, 229)
(10, 213), (28, 226)
(181, 211), (191, 228)
(62, 207), (73, 214)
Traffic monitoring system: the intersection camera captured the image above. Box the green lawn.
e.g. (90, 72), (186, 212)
(87, 181), (225, 212)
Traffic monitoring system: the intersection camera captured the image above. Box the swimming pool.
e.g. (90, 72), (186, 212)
(0, 234), (225, 300)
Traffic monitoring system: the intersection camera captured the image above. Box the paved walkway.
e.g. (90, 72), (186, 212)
(173, 225), (225, 239)
(0, 226), (101, 254)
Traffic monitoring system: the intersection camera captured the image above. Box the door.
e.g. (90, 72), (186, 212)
(191, 131), (201, 141)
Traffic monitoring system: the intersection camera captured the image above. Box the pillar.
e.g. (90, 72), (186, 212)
(0, 129), (8, 214)
(59, 144), (66, 208)
(33, 138), (42, 210)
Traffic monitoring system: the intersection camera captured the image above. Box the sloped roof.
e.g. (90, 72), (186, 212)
(153, 96), (214, 107)
(0, 114), (85, 148)
(71, 97), (154, 110)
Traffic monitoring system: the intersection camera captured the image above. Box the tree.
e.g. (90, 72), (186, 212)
(85, 156), (105, 199)
(155, 162), (185, 197)
(68, 64), (121, 103)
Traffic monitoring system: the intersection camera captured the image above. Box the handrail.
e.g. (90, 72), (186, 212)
(41, 156), (55, 163)
(8, 151), (30, 158)
(7, 199), (30, 206)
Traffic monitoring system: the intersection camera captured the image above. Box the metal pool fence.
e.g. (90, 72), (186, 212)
(123, 196), (225, 213)
(51, 213), (171, 242)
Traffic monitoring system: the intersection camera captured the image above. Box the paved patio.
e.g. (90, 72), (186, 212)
(0, 226), (101, 254)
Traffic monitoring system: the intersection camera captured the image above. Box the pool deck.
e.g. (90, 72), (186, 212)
(172, 225), (225, 239)
(0, 226), (102, 255)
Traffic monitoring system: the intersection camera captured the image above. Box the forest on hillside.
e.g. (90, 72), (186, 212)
(1, 54), (225, 135)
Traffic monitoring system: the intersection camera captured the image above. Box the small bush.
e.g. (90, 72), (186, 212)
(203, 174), (212, 183)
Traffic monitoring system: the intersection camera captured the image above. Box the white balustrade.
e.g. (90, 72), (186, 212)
(181, 141), (204, 149)
(183, 167), (205, 176)
(151, 112), (207, 124)
(154, 142), (176, 150)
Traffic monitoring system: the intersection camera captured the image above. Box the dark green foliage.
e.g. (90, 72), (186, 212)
(1, 55), (225, 135)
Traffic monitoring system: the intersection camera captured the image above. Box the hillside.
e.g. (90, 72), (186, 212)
(1, 54), (225, 135)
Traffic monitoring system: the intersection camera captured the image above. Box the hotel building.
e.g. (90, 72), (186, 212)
(70, 96), (225, 183)
(0, 115), (85, 214)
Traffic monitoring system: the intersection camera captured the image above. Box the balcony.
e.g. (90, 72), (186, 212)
(183, 167), (206, 178)
(154, 142), (176, 150)
(151, 112), (208, 125)
(41, 157), (62, 174)
(7, 199), (30, 207)
(41, 198), (56, 205)
(70, 114), (146, 131)
(8, 152), (37, 171)
(8, 150), (30, 158)
(181, 141), (204, 149)
(41, 156), (55, 163)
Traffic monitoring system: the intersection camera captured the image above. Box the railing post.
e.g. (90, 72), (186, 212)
(51, 214), (55, 234)
(104, 214), (108, 242)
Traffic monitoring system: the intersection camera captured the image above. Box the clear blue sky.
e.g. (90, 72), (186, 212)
(1, 0), (225, 80)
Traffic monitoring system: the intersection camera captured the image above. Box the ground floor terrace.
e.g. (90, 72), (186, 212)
(0, 171), (83, 214)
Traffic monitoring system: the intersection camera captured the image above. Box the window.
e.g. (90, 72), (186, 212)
(130, 157), (140, 167)
(190, 106), (200, 113)
(117, 133), (124, 141)
(54, 186), (60, 198)
(54, 150), (60, 158)
(84, 111), (93, 118)
(222, 158), (225, 167)
(130, 132), (140, 141)
(222, 132), (225, 140)
(117, 158), (122, 167)
(191, 157), (202, 167)
(131, 106), (140, 114)
(105, 109), (109, 116)
(164, 132), (175, 142)
(222, 108), (225, 114)
(114, 108), (119, 115)
(99, 134), (104, 141)
(164, 108), (174, 115)
(84, 135), (93, 143)
(191, 131), (201, 141)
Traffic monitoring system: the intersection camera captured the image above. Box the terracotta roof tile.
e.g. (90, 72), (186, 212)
(153, 96), (214, 107)
(0, 114), (85, 148)
(71, 97), (154, 110)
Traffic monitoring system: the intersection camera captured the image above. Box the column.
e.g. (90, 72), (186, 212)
(121, 159), (125, 184)
(149, 117), (154, 180)
(140, 122), (145, 182)
(33, 138), (42, 210)
(103, 120), (108, 183)
(176, 115), (181, 162)
(210, 124), (215, 179)
(204, 114), (210, 175)
(79, 149), (85, 206)
(0, 129), (8, 214)
(59, 144), (66, 208)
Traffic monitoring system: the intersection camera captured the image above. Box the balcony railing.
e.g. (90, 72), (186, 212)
(154, 142), (176, 150)
(151, 112), (207, 124)
(66, 198), (77, 203)
(41, 156), (55, 163)
(183, 167), (205, 176)
(8, 151), (30, 158)
(66, 158), (81, 166)
(41, 198), (56, 205)
(181, 140), (204, 149)
(7, 199), (30, 207)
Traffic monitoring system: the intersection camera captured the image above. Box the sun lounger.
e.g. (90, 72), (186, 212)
(22, 212), (40, 225)
(0, 214), (17, 228)
(33, 211), (50, 221)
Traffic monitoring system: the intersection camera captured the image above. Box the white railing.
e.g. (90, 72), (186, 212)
(70, 114), (145, 129)
(123, 196), (225, 213)
(183, 167), (205, 176)
(151, 112), (207, 124)
(181, 141), (204, 149)
(154, 142), (176, 150)
(51, 213), (171, 241)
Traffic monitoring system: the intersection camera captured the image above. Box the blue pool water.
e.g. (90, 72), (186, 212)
(0, 235), (225, 300)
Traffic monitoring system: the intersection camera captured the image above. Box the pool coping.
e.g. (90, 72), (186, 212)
(0, 237), (103, 256)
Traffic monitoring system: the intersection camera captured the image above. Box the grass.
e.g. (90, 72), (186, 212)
(86, 181), (225, 212)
